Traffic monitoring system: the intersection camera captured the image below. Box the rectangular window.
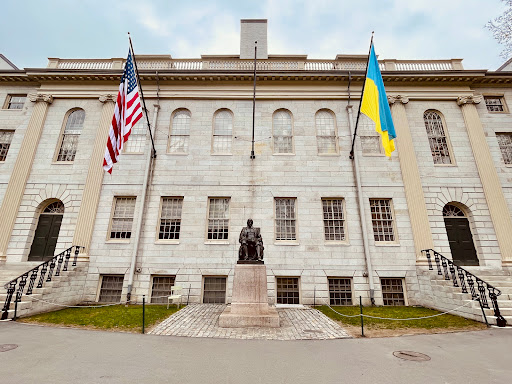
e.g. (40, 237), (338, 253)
(0, 130), (14, 161)
(496, 133), (512, 165)
(98, 275), (124, 302)
(151, 275), (176, 304)
(370, 199), (395, 242)
(360, 136), (384, 156)
(124, 121), (146, 153)
(484, 96), (505, 112)
(328, 278), (352, 306)
(276, 277), (300, 304)
(381, 278), (405, 306)
(4, 95), (26, 110)
(275, 198), (297, 241)
(159, 197), (183, 240)
(207, 198), (230, 240)
(203, 276), (226, 303)
(322, 199), (345, 241)
(109, 197), (136, 239)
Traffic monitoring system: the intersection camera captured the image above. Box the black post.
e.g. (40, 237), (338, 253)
(250, 41), (257, 160)
(142, 295), (145, 334)
(359, 296), (364, 337)
(313, 286), (316, 307)
(477, 298), (490, 327)
(13, 299), (18, 321)
(187, 284), (191, 306)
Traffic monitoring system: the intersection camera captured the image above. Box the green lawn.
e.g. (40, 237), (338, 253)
(19, 304), (180, 332)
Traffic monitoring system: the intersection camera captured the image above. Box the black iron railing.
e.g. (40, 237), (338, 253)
(1, 245), (83, 320)
(422, 249), (507, 327)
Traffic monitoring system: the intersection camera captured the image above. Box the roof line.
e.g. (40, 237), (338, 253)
(0, 54), (19, 70)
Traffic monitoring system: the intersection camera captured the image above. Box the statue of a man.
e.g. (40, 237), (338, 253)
(239, 219), (264, 261)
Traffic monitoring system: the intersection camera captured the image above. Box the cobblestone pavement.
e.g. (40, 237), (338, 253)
(148, 304), (350, 340)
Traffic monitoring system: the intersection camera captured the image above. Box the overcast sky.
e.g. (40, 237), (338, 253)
(2, 0), (508, 70)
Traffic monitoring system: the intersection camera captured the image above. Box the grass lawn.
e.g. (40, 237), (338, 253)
(19, 304), (180, 333)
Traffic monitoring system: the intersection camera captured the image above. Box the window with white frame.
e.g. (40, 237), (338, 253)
(124, 120), (146, 153)
(273, 110), (293, 153)
(381, 278), (405, 306)
(496, 133), (512, 164)
(322, 198), (345, 241)
(359, 114), (383, 156)
(169, 109), (191, 153)
(484, 96), (506, 112)
(275, 198), (297, 241)
(151, 275), (176, 304)
(98, 275), (124, 302)
(423, 110), (452, 164)
(56, 109), (85, 162)
(158, 197), (183, 240)
(370, 199), (395, 242)
(328, 278), (352, 305)
(212, 110), (233, 154)
(4, 95), (26, 110)
(207, 198), (230, 240)
(316, 110), (337, 154)
(0, 130), (14, 161)
(109, 197), (136, 239)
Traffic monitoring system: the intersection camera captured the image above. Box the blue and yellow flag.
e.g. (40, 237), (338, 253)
(360, 44), (396, 156)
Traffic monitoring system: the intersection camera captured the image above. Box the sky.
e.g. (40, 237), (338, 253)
(1, 0), (509, 71)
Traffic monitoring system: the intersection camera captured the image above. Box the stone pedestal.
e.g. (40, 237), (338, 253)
(219, 264), (280, 328)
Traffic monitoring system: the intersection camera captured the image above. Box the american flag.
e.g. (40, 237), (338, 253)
(103, 49), (143, 173)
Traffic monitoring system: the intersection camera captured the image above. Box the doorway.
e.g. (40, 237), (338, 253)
(443, 203), (479, 266)
(28, 201), (64, 262)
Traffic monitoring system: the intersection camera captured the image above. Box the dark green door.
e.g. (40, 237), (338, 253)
(444, 217), (479, 266)
(28, 214), (63, 261)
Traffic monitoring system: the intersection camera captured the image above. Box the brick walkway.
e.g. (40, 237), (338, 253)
(149, 304), (351, 340)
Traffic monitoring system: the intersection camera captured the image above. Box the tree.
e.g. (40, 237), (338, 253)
(487, 0), (512, 59)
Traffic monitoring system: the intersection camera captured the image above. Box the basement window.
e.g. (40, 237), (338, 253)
(203, 276), (226, 304)
(328, 278), (352, 305)
(151, 275), (176, 304)
(98, 275), (124, 303)
(381, 278), (405, 306)
(276, 277), (300, 304)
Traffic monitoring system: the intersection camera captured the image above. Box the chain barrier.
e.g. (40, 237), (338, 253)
(24, 294), (177, 309)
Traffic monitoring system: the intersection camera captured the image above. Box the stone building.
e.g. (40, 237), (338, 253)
(1, 20), (511, 323)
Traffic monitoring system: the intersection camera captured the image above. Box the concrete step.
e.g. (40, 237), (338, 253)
(484, 307), (512, 316)
(487, 315), (512, 325)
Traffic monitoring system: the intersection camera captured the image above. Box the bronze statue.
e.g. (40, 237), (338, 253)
(239, 219), (264, 262)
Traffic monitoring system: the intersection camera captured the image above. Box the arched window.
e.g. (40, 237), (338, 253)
(424, 110), (452, 164)
(212, 109), (233, 154)
(169, 109), (191, 153)
(316, 110), (337, 154)
(56, 109), (85, 162)
(273, 110), (293, 154)
(124, 119), (147, 154)
(43, 201), (65, 214)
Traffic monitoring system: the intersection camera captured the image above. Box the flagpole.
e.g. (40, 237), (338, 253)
(128, 33), (157, 158)
(250, 41), (257, 159)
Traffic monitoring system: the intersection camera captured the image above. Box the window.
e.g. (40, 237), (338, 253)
(212, 109), (233, 154)
(159, 197), (183, 240)
(207, 198), (230, 240)
(276, 277), (300, 304)
(203, 276), (226, 303)
(98, 275), (124, 302)
(496, 133), (512, 164)
(169, 109), (191, 153)
(151, 275), (176, 304)
(0, 130), (14, 161)
(423, 110), (452, 164)
(56, 109), (85, 162)
(124, 120), (146, 153)
(4, 95), (26, 110)
(273, 110), (293, 153)
(370, 199), (395, 242)
(109, 197), (136, 239)
(381, 278), (405, 306)
(275, 198), (296, 241)
(316, 110), (337, 154)
(484, 96), (506, 112)
(322, 199), (345, 241)
(328, 278), (352, 305)
(361, 136), (384, 156)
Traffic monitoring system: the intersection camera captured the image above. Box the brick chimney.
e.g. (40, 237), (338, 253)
(240, 19), (268, 60)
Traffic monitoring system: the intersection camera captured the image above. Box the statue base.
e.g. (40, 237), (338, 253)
(219, 264), (280, 328)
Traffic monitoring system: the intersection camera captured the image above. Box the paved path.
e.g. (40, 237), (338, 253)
(149, 304), (350, 340)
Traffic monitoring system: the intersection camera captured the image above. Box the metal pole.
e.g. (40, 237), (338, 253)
(187, 284), (191, 305)
(359, 296), (364, 337)
(313, 286), (316, 307)
(142, 295), (145, 334)
(13, 299), (18, 321)
(250, 41), (257, 160)
(477, 298), (490, 327)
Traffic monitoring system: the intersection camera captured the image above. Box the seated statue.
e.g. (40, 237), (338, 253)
(239, 219), (264, 262)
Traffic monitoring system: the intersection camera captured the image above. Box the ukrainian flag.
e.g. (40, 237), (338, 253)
(360, 44), (396, 156)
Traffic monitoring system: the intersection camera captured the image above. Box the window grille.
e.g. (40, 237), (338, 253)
(328, 278), (352, 305)
(169, 110), (191, 153)
(322, 199), (345, 241)
(43, 201), (64, 214)
(212, 110), (232, 153)
(442, 204), (465, 217)
(0, 130), (14, 161)
(151, 275), (176, 303)
(57, 109), (85, 162)
(273, 110), (293, 153)
(203, 276), (226, 303)
(124, 120), (146, 153)
(275, 198), (296, 241)
(5, 95), (26, 110)
(98, 275), (124, 302)
(381, 278), (405, 306)
(361, 136), (383, 155)
(207, 198), (230, 240)
(496, 133), (512, 165)
(159, 197), (183, 240)
(370, 199), (395, 242)
(484, 96), (505, 112)
(423, 110), (452, 164)
(316, 110), (337, 154)
(109, 197), (136, 239)
(276, 277), (300, 304)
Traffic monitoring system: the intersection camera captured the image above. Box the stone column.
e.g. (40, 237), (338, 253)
(72, 95), (115, 256)
(0, 94), (53, 261)
(388, 95), (434, 260)
(458, 95), (512, 264)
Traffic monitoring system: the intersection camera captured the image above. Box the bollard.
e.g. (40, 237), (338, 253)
(142, 295), (145, 334)
(359, 296), (364, 337)
(13, 299), (18, 321)
(313, 286), (316, 307)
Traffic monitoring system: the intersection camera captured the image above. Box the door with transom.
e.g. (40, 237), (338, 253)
(443, 204), (479, 266)
(28, 201), (64, 262)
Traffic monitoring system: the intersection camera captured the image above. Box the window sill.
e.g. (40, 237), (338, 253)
(505, 164), (512, 168)
(122, 152), (145, 155)
(166, 152), (188, 156)
(274, 241), (300, 246)
(51, 161), (74, 165)
(210, 153), (233, 156)
(318, 153), (339, 157)
(105, 239), (131, 244)
(433, 163), (457, 167)
(273, 153), (295, 156)
(1, 109), (24, 111)
(155, 240), (180, 245)
(374, 242), (401, 247)
(362, 153), (385, 157)
(204, 240), (230, 245)
(324, 241), (350, 246)
(487, 111), (509, 114)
